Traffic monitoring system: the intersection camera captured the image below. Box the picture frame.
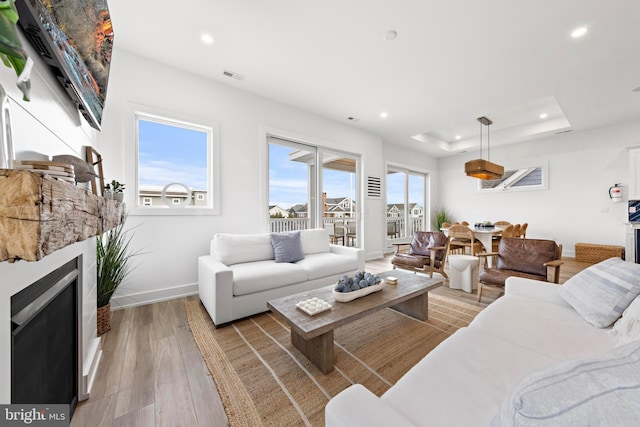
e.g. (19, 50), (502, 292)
(0, 85), (14, 169)
(85, 146), (105, 196)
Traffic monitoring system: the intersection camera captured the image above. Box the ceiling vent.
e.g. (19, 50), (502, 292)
(223, 69), (245, 81)
(347, 116), (360, 122)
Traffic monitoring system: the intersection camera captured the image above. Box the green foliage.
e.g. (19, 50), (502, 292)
(96, 221), (141, 308)
(432, 207), (454, 230)
(0, 1), (31, 101)
(109, 180), (125, 193)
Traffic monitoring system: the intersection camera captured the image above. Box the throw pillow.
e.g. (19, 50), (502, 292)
(491, 340), (640, 427)
(611, 296), (640, 346)
(558, 257), (640, 328)
(270, 231), (304, 263)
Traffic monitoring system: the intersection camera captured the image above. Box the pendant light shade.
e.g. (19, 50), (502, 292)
(465, 116), (504, 180)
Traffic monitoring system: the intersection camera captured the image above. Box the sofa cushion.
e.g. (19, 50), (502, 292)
(270, 231), (304, 263)
(558, 257), (640, 328)
(470, 294), (616, 360)
(611, 296), (640, 346)
(492, 340), (640, 427)
(231, 260), (308, 296)
(213, 233), (274, 265)
(381, 328), (556, 427)
(497, 238), (558, 277)
(295, 252), (359, 281)
(300, 228), (331, 254)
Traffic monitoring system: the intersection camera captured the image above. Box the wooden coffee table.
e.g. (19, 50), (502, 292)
(267, 270), (443, 373)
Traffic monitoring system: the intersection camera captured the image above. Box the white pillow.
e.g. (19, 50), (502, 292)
(611, 296), (640, 346)
(300, 228), (330, 254)
(492, 340), (640, 427)
(558, 257), (640, 328)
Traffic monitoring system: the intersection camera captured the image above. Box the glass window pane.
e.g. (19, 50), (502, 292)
(408, 174), (425, 235)
(386, 170), (405, 239)
(137, 117), (210, 208)
(322, 152), (357, 246)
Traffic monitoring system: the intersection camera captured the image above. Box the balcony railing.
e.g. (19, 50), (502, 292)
(268, 216), (424, 238)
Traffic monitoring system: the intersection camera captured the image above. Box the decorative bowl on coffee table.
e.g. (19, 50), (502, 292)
(333, 280), (385, 303)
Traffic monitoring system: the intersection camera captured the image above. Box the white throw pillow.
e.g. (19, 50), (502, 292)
(491, 340), (640, 427)
(558, 257), (640, 328)
(611, 296), (640, 346)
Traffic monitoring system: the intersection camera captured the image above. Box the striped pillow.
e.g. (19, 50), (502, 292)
(558, 257), (640, 328)
(491, 340), (640, 427)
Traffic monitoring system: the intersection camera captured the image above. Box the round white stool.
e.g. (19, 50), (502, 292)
(448, 255), (480, 293)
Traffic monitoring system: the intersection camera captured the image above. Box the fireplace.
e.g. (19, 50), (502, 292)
(10, 257), (80, 416)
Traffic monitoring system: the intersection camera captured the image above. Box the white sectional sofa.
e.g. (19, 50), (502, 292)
(198, 228), (364, 325)
(326, 258), (640, 427)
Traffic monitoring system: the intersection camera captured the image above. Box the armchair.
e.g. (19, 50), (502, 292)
(477, 237), (563, 302)
(391, 231), (449, 279)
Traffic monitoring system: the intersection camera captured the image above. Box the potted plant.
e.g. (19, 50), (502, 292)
(0, 1), (32, 101)
(96, 219), (139, 335)
(109, 180), (125, 202)
(432, 207), (454, 230)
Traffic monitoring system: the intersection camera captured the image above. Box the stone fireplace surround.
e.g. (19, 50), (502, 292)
(0, 239), (102, 404)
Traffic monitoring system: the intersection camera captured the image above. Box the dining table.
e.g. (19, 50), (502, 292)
(441, 225), (507, 266)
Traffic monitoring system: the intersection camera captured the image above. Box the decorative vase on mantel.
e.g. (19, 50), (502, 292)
(96, 303), (111, 336)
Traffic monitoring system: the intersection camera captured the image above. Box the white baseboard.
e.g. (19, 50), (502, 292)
(110, 283), (199, 310)
(365, 250), (384, 261)
(80, 336), (102, 400)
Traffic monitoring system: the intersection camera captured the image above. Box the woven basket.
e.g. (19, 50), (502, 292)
(575, 243), (625, 264)
(97, 303), (111, 336)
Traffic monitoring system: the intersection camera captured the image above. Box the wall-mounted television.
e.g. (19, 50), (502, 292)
(15, 0), (113, 130)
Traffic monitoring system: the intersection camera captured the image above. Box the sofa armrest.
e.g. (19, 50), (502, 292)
(329, 244), (366, 271)
(505, 276), (572, 308)
(325, 385), (415, 427)
(198, 255), (234, 325)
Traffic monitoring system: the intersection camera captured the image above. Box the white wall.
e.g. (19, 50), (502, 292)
(99, 49), (395, 308)
(438, 120), (640, 256)
(0, 41), (101, 402)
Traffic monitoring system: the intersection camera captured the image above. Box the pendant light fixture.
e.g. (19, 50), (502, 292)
(464, 116), (504, 180)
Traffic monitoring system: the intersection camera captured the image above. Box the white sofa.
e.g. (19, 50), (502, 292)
(198, 228), (364, 325)
(326, 273), (640, 426)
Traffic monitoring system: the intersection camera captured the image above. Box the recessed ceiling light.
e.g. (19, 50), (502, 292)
(201, 34), (215, 44)
(539, 113), (548, 119)
(383, 30), (398, 41)
(455, 135), (461, 140)
(571, 26), (587, 38)
(380, 112), (388, 119)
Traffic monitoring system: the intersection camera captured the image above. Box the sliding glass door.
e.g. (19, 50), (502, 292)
(386, 166), (427, 242)
(268, 136), (360, 246)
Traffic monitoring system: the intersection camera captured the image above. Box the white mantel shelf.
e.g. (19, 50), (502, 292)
(0, 169), (124, 263)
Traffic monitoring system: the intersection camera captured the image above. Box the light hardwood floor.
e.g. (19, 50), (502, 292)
(71, 255), (591, 426)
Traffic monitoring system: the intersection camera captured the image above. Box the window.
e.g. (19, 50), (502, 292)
(386, 165), (428, 240)
(126, 107), (220, 215)
(479, 164), (548, 193)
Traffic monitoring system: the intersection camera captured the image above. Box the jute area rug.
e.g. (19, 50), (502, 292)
(185, 293), (483, 427)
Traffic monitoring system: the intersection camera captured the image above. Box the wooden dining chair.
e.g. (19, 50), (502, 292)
(494, 221), (511, 227)
(512, 224), (521, 239)
(492, 224), (515, 251)
(332, 221), (345, 245)
(520, 223), (528, 238)
(441, 222), (451, 229)
(448, 224), (483, 256)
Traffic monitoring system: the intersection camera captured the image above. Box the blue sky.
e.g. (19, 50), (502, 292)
(138, 119), (208, 190)
(269, 144), (356, 209)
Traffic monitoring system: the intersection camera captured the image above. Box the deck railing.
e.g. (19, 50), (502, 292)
(268, 216), (424, 237)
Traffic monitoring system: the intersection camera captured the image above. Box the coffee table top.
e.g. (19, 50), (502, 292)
(267, 270), (443, 339)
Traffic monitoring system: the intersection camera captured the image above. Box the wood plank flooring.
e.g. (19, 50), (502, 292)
(71, 256), (590, 426)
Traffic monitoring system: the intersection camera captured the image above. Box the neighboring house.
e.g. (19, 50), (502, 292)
(138, 186), (208, 207)
(387, 203), (423, 218)
(289, 204), (308, 218)
(324, 197), (355, 218)
(269, 205), (290, 218)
